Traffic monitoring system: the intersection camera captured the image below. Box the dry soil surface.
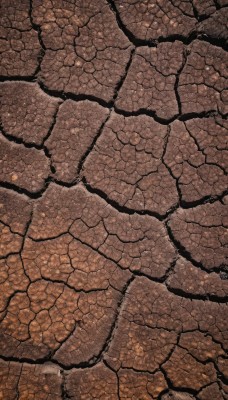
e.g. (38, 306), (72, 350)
(0, 1), (227, 399)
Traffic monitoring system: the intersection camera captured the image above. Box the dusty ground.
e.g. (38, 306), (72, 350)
(0, 0), (228, 399)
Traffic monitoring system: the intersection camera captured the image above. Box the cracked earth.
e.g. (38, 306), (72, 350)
(0, 0), (227, 399)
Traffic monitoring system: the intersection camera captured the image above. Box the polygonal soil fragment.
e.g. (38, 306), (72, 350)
(1, 0), (228, 397)
(83, 112), (178, 215)
(0, 0), (41, 77)
(0, 278), (123, 365)
(22, 234), (131, 291)
(0, 360), (62, 400)
(161, 391), (195, 400)
(167, 257), (228, 299)
(0, 222), (23, 258)
(33, 0), (132, 101)
(185, 117), (228, 174)
(164, 119), (228, 203)
(0, 134), (50, 193)
(0, 188), (32, 235)
(197, 8), (228, 43)
(0, 360), (22, 400)
(178, 40), (228, 115)
(192, 0), (216, 18)
(0, 189), (31, 257)
(105, 277), (228, 372)
(0, 82), (61, 146)
(66, 363), (118, 400)
(0, 280), (79, 359)
(218, 0), (228, 6)
(28, 183), (176, 279)
(220, 382), (228, 399)
(53, 287), (122, 366)
(107, 320), (177, 372)
(116, 41), (184, 120)
(169, 201), (228, 270)
(114, 0), (196, 41)
(46, 100), (109, 182)
(218, 357), (228, 378)
(163, 347), (217, 391)
(118, 369), (167, 399)
(179, 330), (224, 362)
(0, 254), (29, 313)
(198, 383), (224, 400)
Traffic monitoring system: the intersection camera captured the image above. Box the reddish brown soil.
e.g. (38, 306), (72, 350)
(0, 0), (227, 399)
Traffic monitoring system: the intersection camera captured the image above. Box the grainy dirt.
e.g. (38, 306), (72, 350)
(0, 0), (227, 399)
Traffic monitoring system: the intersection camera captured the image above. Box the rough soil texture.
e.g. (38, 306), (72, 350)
(0, 1), (227, 399)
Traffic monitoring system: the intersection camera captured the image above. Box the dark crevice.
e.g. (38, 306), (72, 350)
(180, 189), (228, 209)
(60, 371), (70, 400)
(97, 276), (135, 363)
(179, 110), (223, 121)
(132, 270), (165, 284)
(191, 1), (201, 21)
(28, 231), (69, 242)
(213, 0), (221, 9)
(0, 252), (23, 261)
(116, 364), (165, 376)
(175, 48), (189, 115)
(112, 47), (136, 103)
(0, 354), (87, 372)
(41, 103), (63, 173)
(0, 179), (54, 199)
(0, 354), (59, 368)
(114, 106), (178, 125)
(196, 33), (228, 51)
(0, 121), (63, 156)
(165, 283), (228, 303)
(156, 31), (198, 45)
(0, 176), (82, 199)
(51, 177), (81, 188)
(82, 177), (176, 221)
(0, 125), (44, 150)
(28, 0), (46, 78)
(32, 276), (106, 294)
(38, 81), (112, 109)
(0, 76), (37, 83)
(19, 207), (33, 280)
(2, 80), (226, 131)
(77, 111), (111, 175)
(41, 102), (63, 146)
(220, 265), (228, 280)
(162, 126), (182, 206)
